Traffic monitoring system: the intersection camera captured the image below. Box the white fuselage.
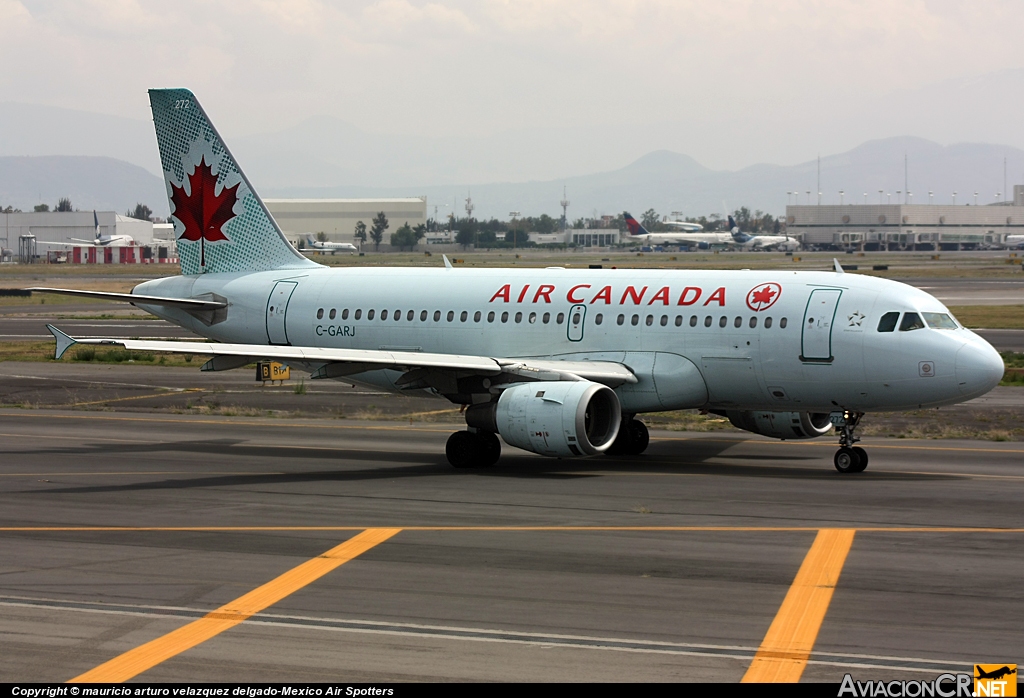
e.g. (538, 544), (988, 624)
(627, 232), (735, 247)
(134, 267), (1003, 415)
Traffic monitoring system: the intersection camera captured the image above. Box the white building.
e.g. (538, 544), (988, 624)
(264, 198), (428, 247)
(0, 211), (154, 250)
(529, 228), (622, 247)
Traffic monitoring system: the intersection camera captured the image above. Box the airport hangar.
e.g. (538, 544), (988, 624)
(787, 185), (1024, 250)
(264, 198), (428, 247)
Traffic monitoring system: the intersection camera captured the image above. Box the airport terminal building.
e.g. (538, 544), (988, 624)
(787, 186), (1024, 249)
(264, 198), (428, 246)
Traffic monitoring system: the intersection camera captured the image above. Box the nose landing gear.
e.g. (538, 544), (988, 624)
(833, 411), (867, 473)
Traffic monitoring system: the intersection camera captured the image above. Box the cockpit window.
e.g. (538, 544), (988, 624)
(877, 312), (899, 332)
(923, 312), (958, 329)
(899, 312), (925, 332)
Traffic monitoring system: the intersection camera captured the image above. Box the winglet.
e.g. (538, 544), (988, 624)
(833, 258), (844, 273)
(443, 254), (454, 269)
(46, 324), (77, 359)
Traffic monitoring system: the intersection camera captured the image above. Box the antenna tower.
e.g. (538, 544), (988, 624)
(560, 186), (570, 230)
(464, 191), (474, 219)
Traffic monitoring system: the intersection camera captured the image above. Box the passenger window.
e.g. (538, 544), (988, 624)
(719, 316), (727, 328)
(433, 310), (441, 322)
(645, 315), (654, 326)
(447, 310), (454, 322)
(380, 310), (388, 320)
(617, 314), (625, 325)
(354, 309), (362, 320)
(556, 312), (565, 324)
(419, 310), (426, 321)
(474, 311), (481, 322)
(573, 311), (581, 324)
(734, 316), (742, 328)
(487, 311), (495, 322)
(780, 317), (788, 328)
(749, 317), (757, 328)
(900, 312), (925, 331)
(631, 314), (639, 326)
(342, 309), (350, 320)
(660, 315), (668, 326)
(923, 312), (957, 329)
(515, 312), (523, 323)
(675, 315), (683, 327)
(330, 309), (337, 320)
(407, 310), (414, 321)
(529, 312), (537, 323)
(764, 316), (772, 328)
(316, 308), (324, 320)
(877, 312), (899, 332)
(369, 309), (377, 320)
(595, 313), (603, 325)
(542, 312), (550, 323)
(690, 316), (697, 327)
(394, 310), (401, 321)
(460, 311), (468, 322)
(704, 316), (712, 327)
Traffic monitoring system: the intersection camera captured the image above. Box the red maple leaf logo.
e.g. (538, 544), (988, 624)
(746, 282), (781, 311)
(169, 155), (239, 267)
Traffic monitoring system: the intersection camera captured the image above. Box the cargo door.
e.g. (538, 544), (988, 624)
(266, 281), (298, 345)
(801, 288), (842, 362)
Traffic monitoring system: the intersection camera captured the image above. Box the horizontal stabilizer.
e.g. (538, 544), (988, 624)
(46, 324), (77, 360)
(27, 288), (227, 310)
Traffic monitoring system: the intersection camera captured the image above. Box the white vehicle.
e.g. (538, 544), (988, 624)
(303, 233), (357, 254)
(35, 211), (136, 248)
(33, 89), (1004, 474)
(1003, 234), (1024, 249)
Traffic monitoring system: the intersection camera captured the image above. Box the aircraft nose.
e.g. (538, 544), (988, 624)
(955, 339), (1004, 398)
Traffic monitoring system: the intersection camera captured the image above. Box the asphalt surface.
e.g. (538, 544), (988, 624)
(0, 410), (1021, 682)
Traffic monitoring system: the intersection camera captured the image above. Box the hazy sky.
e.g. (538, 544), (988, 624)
(3, 0), (1023, 177)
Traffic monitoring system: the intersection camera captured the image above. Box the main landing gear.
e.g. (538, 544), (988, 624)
(833, 411), (868, 474)
(446, 429), (501, 468)
(606, 416), (650, 456)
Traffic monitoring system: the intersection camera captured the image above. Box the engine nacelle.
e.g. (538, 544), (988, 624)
(725, 411), (833, 440)
(466, 381), (621, 457)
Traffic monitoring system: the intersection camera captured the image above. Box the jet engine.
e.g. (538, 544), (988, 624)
(466, 381), (621, 457)
(724, 411), (833, 440)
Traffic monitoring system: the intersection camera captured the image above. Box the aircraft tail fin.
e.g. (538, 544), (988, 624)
(728, 215), (738, 232)
(148, 88), (317, 276)
(623, 211), (649, 237)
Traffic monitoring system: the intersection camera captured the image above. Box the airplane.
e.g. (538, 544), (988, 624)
(975, 666), (1016, 681)
(623, 212), (733, 248)
(1002, 234), (1024, 248)
(662, 220), (704, 232)
(30, 88), (1005, 474)
(35, 211), (136, 248)
(726, 216), (800, 252)
(303, 233), (357, 254)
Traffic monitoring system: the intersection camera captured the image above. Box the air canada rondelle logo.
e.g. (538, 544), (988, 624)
(746, 282), (781, 312)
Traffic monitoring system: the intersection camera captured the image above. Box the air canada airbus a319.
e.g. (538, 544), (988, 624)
(32, 89), (1005, 473)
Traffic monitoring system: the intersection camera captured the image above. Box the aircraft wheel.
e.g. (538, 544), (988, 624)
(851, 446), (869, 472)
(627, 420), (650, 455)
(446, 431), (480, 468)
(480, 431), (501, 466)
(833, 447), (862, 474)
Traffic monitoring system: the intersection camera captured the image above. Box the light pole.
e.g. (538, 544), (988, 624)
(839, 190), (845, 205)
(952, 192), (957, 205)
(929, 191), (933, 204)
(879, 190), (884, 204)
(509, 211), (520, 250)
(806, 190), (811, 205)
(897, 190), (902, 204)
(974, 192), (978, 206)
(863, 193), (868, 204)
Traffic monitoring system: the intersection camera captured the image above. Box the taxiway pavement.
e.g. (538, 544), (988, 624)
(0, 410), (1021, 682)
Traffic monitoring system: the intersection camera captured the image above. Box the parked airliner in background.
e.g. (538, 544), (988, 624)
(35, 211), (136, 248)
(727, 216), (801, 252)
(624, 212), (734, 248)
(31, 89), (1004, 474)
(303, 234), (357, 253)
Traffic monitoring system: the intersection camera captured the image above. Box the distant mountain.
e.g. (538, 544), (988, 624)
(264, 137), (1024, 219)
(0, 156), (167, 215)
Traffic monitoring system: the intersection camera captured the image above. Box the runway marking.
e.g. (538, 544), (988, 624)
(0, 595), (968, 675)
(69, 389), (204, 407)
(68, 527), (400, 683)
(650, 435), (1024, 455)
(742, 528), (856, 684)
(3, 525), (1024, 533)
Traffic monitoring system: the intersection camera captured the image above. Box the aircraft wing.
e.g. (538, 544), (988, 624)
(28, 288), (227, 310)
(45, 325), (638, 388)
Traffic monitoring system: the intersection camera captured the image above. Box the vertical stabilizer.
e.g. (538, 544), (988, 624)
(149, 88), (317, 275)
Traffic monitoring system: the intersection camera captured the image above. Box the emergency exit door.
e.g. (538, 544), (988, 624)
(801, 288), (842, 362)
(266, 281), (298, 345)
(567, 304), (585, 342)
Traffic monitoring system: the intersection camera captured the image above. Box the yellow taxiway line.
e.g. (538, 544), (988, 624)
(742, 528), (856, 683)
(69, 528), (400, 683)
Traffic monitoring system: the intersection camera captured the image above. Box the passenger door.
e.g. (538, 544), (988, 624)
(266, 281), (298, 345)
(801, 289), (842, 362)
(567, 304), (585, 342)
